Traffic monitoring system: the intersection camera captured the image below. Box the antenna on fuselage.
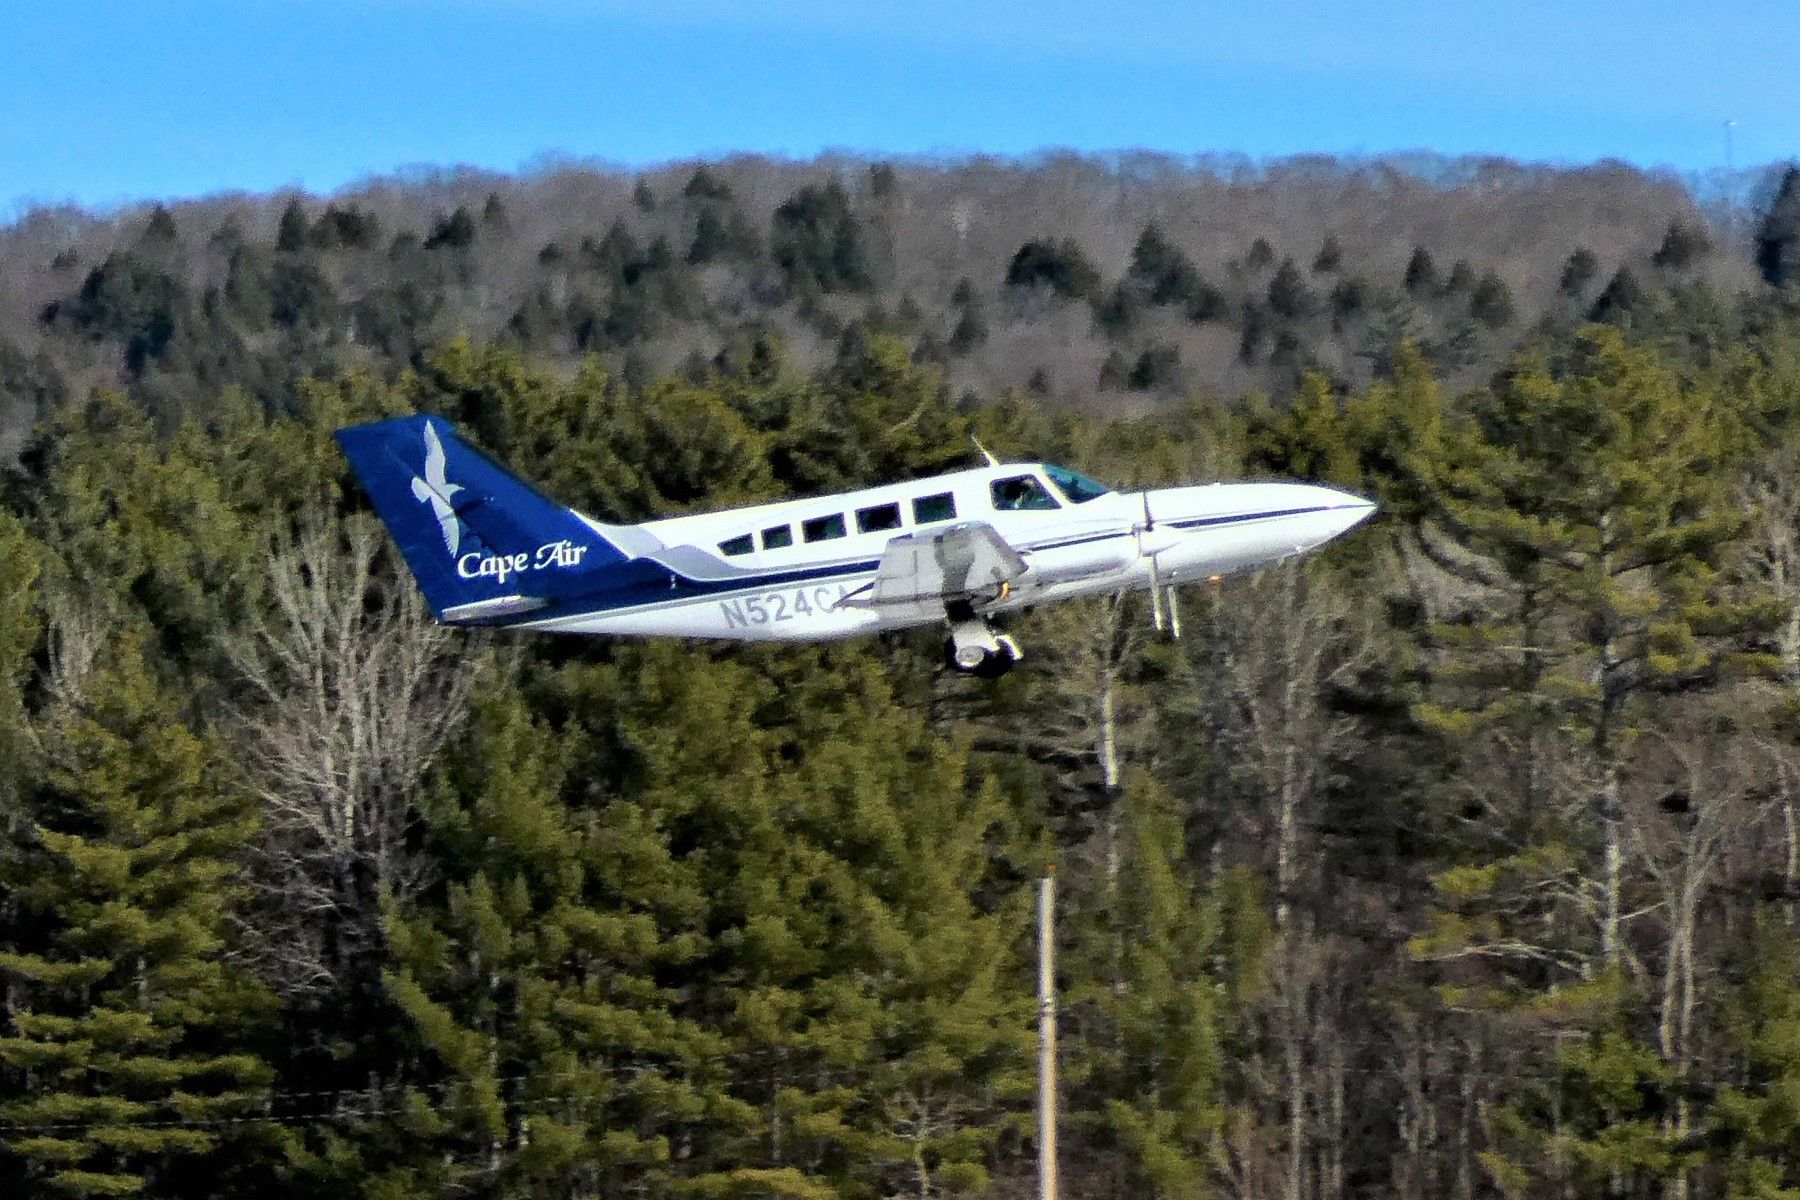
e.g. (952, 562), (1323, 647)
(971, 436), (1001, 467)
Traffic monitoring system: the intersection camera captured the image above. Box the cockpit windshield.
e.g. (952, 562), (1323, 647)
(1044, 464), (1112, 504)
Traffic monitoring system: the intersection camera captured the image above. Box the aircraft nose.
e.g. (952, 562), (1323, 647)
(1144, 482), (1376, 531)
(1316, 485), (1377, 534)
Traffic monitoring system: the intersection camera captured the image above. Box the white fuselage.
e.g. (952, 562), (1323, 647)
(506, 463), (1375, 643)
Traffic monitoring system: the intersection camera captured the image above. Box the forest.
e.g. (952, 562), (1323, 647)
(4, 153), (1800, 1199)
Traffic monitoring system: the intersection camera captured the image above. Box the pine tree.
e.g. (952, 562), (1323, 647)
(0, 513), (45, 1200)
(541, 643), (1029, 1198)
(1404, 246), (1439, 296)
(274, 199), (308, 254)
(1469, 271), (1515, 328)
(1561, 247), (1600, 296)
(0, 511), (41, 798)
(1716, 917), (1800, 1199)
(1757, 167), (1800, 288)
(370, 680), (720, 1198)
(0, 640), (271, 1197)
(1078, 777), (1268, 1198)
(1416, 326), (1746, 967)
(1479, 977), (1691, 1199)
(1266, 258), (1314, 319)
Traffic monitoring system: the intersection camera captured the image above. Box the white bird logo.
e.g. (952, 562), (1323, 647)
(410, 423), (464, 556)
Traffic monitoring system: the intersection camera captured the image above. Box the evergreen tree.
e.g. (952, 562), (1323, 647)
(1267, 258), (1314, 319)
(1469, 271), (1515, 328)
(1561, 247), (1600, 296)
(1716, 918), (1800, 1199)
(424, 207), (478, 251)
(1413, 325), (1747, 967)
(1126, 225), (1221, 317)
(1591, 266), (1648, 324)
(1077, 778), (1267, 1198)
(772, 182), (876, 294)
(275, 199), (309, 254)
(1312, 235), (1342, 273)
(1004, 239), (1101, 301)
(370, 681), (720, 1197)
(0, 641), (271, 1197)
(1403, 246), (1439, 295)
(1480, 978), (1690, 1199)
(1653, 217), (1713, 271)
(1757, 167), (1800, 288)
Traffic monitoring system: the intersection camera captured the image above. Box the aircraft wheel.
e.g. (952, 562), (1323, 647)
(972, 648), (1017, 678)
(944, 637), (1018, 677)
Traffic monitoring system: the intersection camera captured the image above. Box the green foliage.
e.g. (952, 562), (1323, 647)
(1469, 270), (1515, 328)
(1654, 217), (1714, 271)
(423, 207), (478, 251)
(7, 162), (1800, 1198)
(275, 200), (309, 254)
(1118, 345), (1182, 393)
(1077, 778), (1268, 1198)
(1561, 247), (1601, 296)
(1404, 246), (1438, 295)
(772, 182), (877, 294)
(1759, 167), (1800, 288)
(1125, 225), (1225, 320)
(1485, 1019), (1691, 1198)
(0, 640), (272, 1197)
(1591, 266), (1649, 324)
(1266, 258), (1314, 319)
(1312, 235), (1342, 273)
(1717, 920), (1800, 1199)
(52, 252), (191, 367)
(1005, 239), (1101, 301)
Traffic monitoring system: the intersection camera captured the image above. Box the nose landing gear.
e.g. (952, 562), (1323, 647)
(946, 615), (1023, 677)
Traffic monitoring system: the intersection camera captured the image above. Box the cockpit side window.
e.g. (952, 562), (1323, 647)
(1044, 464), (1112, 504)
(991, 475), (1061, 512)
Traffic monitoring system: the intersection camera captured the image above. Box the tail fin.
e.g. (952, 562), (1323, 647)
(335, 414), (661, 623)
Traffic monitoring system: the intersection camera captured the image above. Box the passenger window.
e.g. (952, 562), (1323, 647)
(802, 513), (847, 542)
(856, 502), (902, 534)
(912, 492), (956, 523)
(761, 524), (793, 550)
(991, 475), (1061, 511)
(719, 534), (754, 557)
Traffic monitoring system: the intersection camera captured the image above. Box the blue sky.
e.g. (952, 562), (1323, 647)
(1, 0), (1793, 211)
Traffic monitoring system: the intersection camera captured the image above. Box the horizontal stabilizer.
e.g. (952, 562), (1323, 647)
(440, 595), (550, 623)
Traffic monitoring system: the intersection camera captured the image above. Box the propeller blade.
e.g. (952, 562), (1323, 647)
(1149, 552), (1165, 634)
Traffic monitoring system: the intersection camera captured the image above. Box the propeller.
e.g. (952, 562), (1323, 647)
(1137, 490), (1179, 636)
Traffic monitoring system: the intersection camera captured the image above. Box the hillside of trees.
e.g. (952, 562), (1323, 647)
(5, 155), (1800, 1199)
(0, 152), (1787, 456)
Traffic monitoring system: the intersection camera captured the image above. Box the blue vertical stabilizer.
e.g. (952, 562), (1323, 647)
(335, 414), (660, 622)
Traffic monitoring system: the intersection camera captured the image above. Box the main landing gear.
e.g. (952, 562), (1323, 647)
(945, 612), (1023, 678)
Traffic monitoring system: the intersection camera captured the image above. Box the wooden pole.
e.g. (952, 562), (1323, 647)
(1038, 870), (1058, 1200)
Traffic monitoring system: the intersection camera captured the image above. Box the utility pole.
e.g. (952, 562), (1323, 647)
(1038, 869), (1059, 1200)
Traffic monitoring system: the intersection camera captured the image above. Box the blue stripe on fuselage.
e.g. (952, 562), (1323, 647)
(469, 505), (1343, 627)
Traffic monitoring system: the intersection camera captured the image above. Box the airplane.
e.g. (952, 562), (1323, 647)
(336, 414), (1376, 676)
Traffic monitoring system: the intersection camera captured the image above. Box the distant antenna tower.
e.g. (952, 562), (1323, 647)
(1725, 118), (1737, 171)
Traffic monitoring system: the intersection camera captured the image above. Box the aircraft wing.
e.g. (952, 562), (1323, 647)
(840, 521), (1027, 618)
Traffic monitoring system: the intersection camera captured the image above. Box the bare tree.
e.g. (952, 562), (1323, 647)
(1201, 559), (1376, 1200)
(224, 511), (480, 996)
(1626, 717), (1773, 1200)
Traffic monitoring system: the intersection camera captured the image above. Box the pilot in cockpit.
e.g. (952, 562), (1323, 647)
(993, 475), (1057, 511)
